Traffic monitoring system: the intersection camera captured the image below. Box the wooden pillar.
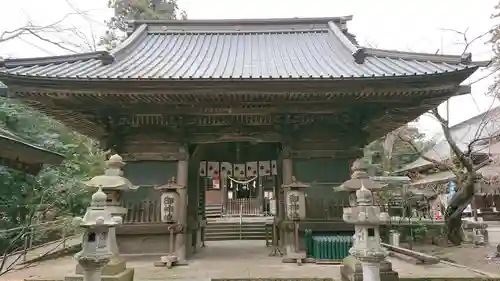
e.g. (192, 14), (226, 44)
(186, 148), (203, 257)
(221, 176), (228, 212)
(186, 160), (196, 256)
(282, 159), (293, 184)
(281, 145), (294, 255)
(176, 149), (188, 263)
(274, 147), (284, 248)
(258, 177), (264, 213)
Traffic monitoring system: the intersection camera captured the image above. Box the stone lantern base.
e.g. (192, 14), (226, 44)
(340, 255), (399, 281)
(65, 269), (134, 281)
(65, 261), (134, 281)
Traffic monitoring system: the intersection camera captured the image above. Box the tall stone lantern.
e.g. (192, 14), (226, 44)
(84, 154), (138, 209)
(65, 187), (121, 281)
(281, 176), (310, 264)
(337, 158), (398, 281)
(72, 154), (136, 281)
(343, 184), (389, 281)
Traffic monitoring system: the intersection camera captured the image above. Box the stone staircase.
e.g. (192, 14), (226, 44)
(205, 220), (267, 241)
(205, 204), (223, 218)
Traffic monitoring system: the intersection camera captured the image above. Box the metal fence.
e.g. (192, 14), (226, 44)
(224, 198), (265, 216)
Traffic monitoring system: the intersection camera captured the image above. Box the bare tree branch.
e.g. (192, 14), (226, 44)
(396, 132), (454, 171)
(432, 108), (475, 172)
(440, 28), (491, 55)
(0, 6), (102, 54)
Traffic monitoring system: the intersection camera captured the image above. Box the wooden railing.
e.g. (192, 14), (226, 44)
(121, 196), (406, 223)
(304, 197), (405, 220)
(305, 197), (349, 220)
(122, 200), (161, 223)
(224, 198), (263, 216)
(0, 218), (82, 273)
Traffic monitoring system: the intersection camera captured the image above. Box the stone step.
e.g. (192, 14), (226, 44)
(205, 228), (265, 233)
(205, 232), (266, 237)
(205, 231), (266, 236)
(205, 204), (222, 209)
(206, 222), (265, 227)
(205, 229), (265, 235)
(205, 205), (223, 218)
(206, 211), (222, 215)
(204, 235), (266, 241)
(206, 226), (264, 231)
(205, 219), (267, 241)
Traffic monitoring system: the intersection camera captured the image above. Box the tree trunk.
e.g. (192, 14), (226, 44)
(445, 204), (464, 245)
(444, 182), (474, 245)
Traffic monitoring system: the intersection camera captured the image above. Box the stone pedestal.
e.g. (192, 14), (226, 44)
(66, 268), (134, 281)
(341, 256), (399, 281)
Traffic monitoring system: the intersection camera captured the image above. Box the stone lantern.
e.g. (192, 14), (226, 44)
(343, 183), (389, 281)
(156, 177), (183, 223)
(70, 154), (135, 281)
(337, 159), (385, 206)
(84, 154), (138, 210)
(282, 176), (310, 220)
(66, 187), (121, 281)
(281, 176), (310, 264)
(339, 158), (398, 281)
(153, 177), (186, 268)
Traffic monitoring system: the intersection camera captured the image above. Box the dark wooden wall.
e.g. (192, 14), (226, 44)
(122, 161), (177, 202)
(293, 158), (351, 197)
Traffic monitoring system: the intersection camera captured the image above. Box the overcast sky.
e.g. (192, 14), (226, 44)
(0, 0), (497, 137)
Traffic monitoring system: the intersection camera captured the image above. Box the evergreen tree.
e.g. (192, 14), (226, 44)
(100, 0), (187, 49)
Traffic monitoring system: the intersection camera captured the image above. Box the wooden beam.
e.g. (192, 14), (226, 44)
(121, 152), (188, 161)
(25, 98), (430, 116)
(290, 149), (361, 158)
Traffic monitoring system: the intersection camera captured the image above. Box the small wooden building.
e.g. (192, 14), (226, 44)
(0, 82), (64, 174)
(0, 16), (484, 256)
(397, 107), (500, 219)
(0, 127), (64, 174)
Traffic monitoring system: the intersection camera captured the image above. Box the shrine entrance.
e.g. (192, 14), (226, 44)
(200, 142), (280, 217)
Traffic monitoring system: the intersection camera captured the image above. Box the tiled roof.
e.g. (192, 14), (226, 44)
(0, 126), (64, 168)
(0, 17), (487, 80)
(397, 106), (500, 172)
(407, 164), (500, 195)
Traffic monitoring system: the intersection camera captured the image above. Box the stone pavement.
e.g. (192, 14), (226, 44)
(0, 240), (497, 281)
(0, 234), (81, 274)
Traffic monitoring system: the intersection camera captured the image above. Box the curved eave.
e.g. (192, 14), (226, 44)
(0, 65), (480, 84)
(354, 47), (491, 67)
